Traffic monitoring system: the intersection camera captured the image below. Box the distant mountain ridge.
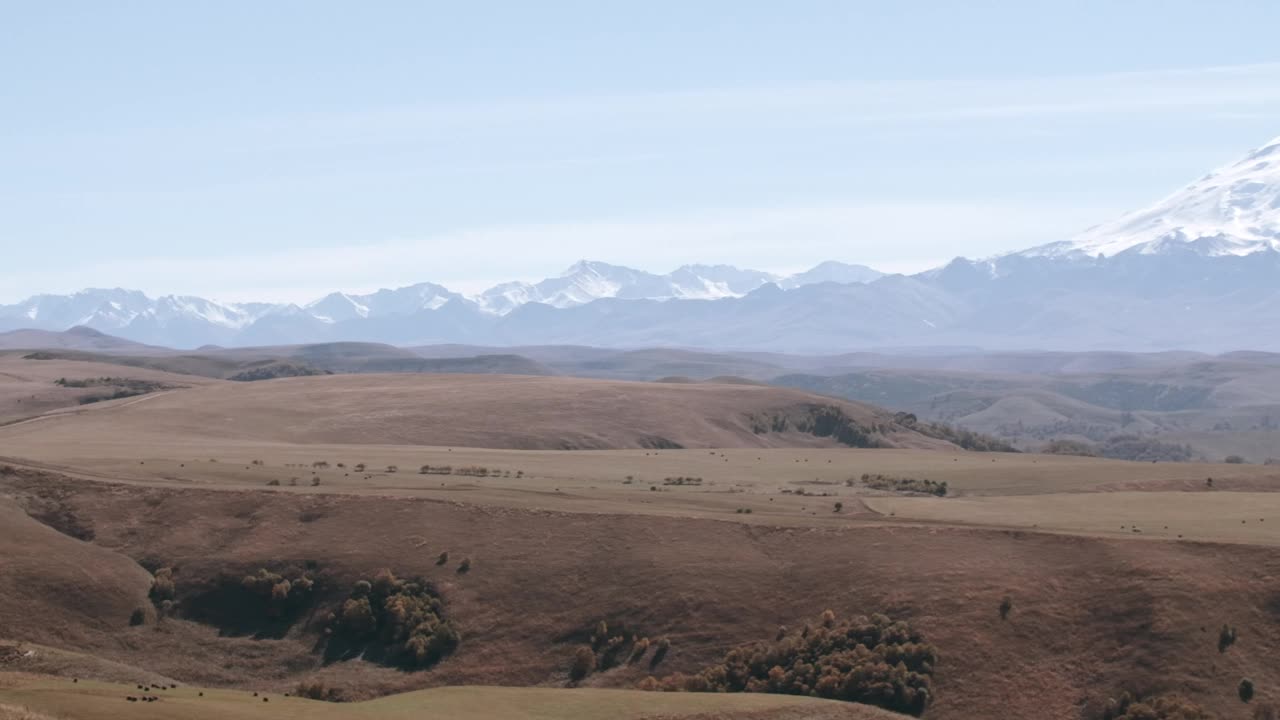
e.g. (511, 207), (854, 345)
(0, 261), (885, 347)
(3, 135), (1279, 352)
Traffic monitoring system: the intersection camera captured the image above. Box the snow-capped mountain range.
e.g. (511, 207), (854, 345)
(0, 261), (885, 347)
(4, 135), (1280, 352)
(1022, 134), (1280, 259)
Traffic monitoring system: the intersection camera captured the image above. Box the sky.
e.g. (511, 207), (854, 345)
(3, 0), (1280, 304)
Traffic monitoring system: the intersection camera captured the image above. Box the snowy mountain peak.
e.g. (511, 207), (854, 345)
(778, 261), (885, 289)
(1024, 134), (1280, 259)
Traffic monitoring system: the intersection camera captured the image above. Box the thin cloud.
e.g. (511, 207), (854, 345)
(0, 201), (1118, 304)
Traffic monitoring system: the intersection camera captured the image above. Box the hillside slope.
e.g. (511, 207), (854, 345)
(0, 373), (953, 451)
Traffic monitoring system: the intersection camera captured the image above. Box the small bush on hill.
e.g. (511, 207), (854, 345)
(149, 568), (176, 604)
(1241, 678), (1256, 703)
(294, 679), (345, 702)
(1219, 624), (1237, 653)
(643, 612), (935, 716)
(326, 569), (458, 669)
(569, 645), (597, 682)
(129, 608), (146, 626)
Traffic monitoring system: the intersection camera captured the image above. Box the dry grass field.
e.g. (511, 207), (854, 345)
(0, 354), (214, 425)
(0, 677), (898, 720)
(3, 359), (1280, 719)
(0, 371), (955, 450)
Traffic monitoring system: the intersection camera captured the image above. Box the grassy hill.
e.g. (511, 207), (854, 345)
(0, 373), (952, 450)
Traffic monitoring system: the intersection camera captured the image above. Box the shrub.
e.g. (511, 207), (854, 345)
(457, 557), (472, 573)
(353, 463), (366, 472)
(436, 551), (449, 566)
(311, 476), (321, 487)
(1219, 624), (1238, 653)
(294, 679), (345, 702)
(644, 612), (935, 716)
(312, 461), (329, 469)
(834, 501), (843, 513)
(569, 645), (596, 682)
(1225, 455), (1247, 464)
(651, 636), (671, 667)
(629, 637), (650, 663)
(129, 608), (146, 626)
(266, 479), (280, 486)
(1241, 678), (1256, 703)
(999, 595), (1013, 620)
(149, 568), (176, 604)
(386, 465), (398, 473)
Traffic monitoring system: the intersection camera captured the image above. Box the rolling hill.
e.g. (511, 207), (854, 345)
(0, 373), (955, 451)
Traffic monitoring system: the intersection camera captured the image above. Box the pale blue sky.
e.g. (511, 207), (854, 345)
(3, 1), (1280, 303)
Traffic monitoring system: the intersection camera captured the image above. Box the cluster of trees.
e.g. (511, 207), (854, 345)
(858, 474), (948, 497)
(895, 413), (1018, 452)
(240, 568), (316, 619)
(663, 476), (704, 486)
(326, 569), (459, 669)
(1041, 435), (1194, 462)
(227, 363), (331, 382)
(569, 621), (667, 682)
(797, 406), (878, 448)
(641, 612), (936, 717)
(417, 465), (520, 478)
(748, 406), (881, 448)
